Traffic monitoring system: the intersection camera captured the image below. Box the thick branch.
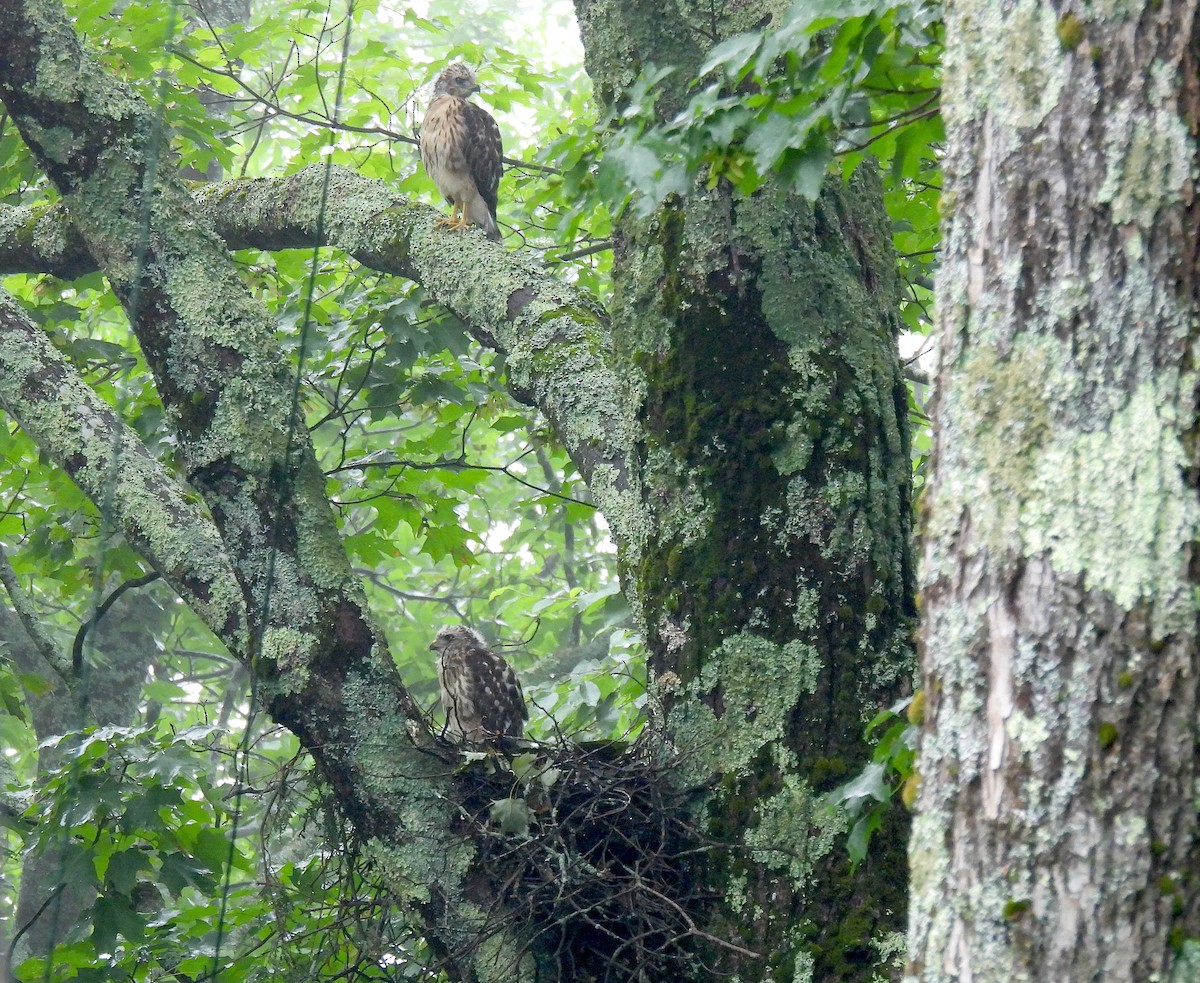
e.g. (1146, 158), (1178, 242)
(0, 288), (246, 650)
(0, 0), (399, 759)
(0, 202), (98, 281)
(0, 169), (643, 554)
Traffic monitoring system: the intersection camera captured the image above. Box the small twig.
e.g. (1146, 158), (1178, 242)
(171, 46), (561, 175)
(7, 883), (65, 980)
(328, 456), (595, 508)
(71, 571), (162, 674)
(838, 103), (941, 155)
(549, 239), (615, 263)
(846, 91), (940, 130)
(638, 878), (762, 959)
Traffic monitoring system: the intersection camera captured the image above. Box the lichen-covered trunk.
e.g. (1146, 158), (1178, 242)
(574, 2), (916, 979)
(0, 4), (511, 978)
(909, 1), (1200, 979)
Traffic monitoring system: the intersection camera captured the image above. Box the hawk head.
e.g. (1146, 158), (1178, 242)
(432, 62), (481, 99)
(429, 624), (486, 654)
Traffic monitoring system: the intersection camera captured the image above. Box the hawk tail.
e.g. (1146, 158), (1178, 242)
(465, 196), (500, 241)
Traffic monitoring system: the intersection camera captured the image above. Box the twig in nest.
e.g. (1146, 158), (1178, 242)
(438, 736), (740, 982)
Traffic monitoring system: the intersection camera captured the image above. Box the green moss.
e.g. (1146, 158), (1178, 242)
(1003, 898), (1031, 920)
(473, 923), (538, 983)
(1098, 68), (1194, 230)
(1097, 721), (1119, 749)
(932, 348), (1200, 639)
(907, 689), (926, 725)
(943, 0), (1067, 130)
(955, 341), (1053, 519)
(669, 632), (822, 782)
(633, 274), (798, 655)
(809, 756), (850, 790)
(745, 770), (835, 882)
(1056, 13), (1085, 49)
(596, 113), (912, 983)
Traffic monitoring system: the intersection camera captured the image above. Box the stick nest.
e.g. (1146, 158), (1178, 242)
(445, 735), (715, 982)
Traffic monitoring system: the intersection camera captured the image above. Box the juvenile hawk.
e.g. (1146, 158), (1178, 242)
(431, 625), (527, 743)
(419, 63), (503, 241)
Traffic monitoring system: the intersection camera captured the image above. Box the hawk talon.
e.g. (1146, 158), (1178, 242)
(435, 209), (472, 233)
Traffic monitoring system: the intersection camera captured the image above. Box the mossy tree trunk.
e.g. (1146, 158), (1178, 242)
(574, 2), (916, 979)
(908, 1), (1200, 978)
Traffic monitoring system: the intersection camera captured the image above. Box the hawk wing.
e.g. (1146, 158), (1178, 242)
(436, 632), (526, 742)
(471, 645), (527, 738)
(460, 100), (502, 223)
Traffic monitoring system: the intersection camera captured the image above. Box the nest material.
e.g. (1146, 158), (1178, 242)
(449, 737), (715, 983)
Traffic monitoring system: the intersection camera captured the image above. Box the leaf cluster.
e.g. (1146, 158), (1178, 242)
(561, 0), (942, 336)
(826, 695), (918, 868)
(14, 725), (255, 980)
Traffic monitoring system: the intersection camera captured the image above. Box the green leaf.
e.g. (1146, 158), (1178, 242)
(104, 849), (148, 896)
(92, 892), (146, 951)
(832, 760), (889, 807)
(699, 32), (762, 78)
(490, 415), (529, 434)
(846, 808), (882, 866)
(866, 694), (913, 735)
(489, 797), (533, 836)
(421, 523), (476, 567)
(780, 141), (833, 200)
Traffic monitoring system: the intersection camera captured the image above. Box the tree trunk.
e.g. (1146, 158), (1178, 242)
(909, 1), (1200, 978)
(574, 2), (916, 979)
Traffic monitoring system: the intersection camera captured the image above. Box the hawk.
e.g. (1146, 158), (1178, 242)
(431, 625), (527, 743)
(419, 63), (503, 241)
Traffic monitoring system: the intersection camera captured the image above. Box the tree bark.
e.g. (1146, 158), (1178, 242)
(574, 2), (916, 979)
(909, 1), (1200, 979)
(0, 4), (519, 977)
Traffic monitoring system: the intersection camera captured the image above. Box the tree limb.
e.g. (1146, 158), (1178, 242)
(0, 3), (545, 976)
(0, 167), (645, 556)
(0, 289), (247, 651)
(0, 540), (69, 683)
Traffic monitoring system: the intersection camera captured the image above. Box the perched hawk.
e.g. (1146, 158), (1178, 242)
(431, 625), (527, 743)
(419, 63), (503, 241)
